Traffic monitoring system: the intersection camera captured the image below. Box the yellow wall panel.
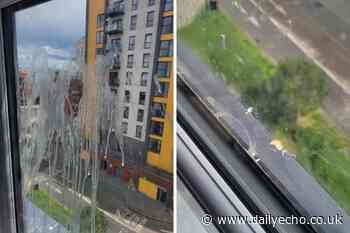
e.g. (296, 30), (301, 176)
(138, 178), (158, 200)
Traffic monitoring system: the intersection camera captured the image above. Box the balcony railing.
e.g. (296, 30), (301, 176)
(106, 24), (123, 35)
(106, 5), (124, 17)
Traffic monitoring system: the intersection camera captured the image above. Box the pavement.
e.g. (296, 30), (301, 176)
(217, 0), (350, 133)
(36, 169), (172, 233)
(177, 40), (350, 233)
(24, 200), (67, 233)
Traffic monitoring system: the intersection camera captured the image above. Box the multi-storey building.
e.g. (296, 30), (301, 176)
(138, 0), (173, 205)
(86, 0), (173, 205)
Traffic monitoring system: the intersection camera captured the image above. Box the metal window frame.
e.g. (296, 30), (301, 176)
(0, 1), (64, 233)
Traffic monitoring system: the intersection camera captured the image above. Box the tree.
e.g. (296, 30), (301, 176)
(242, 58), (329, 127)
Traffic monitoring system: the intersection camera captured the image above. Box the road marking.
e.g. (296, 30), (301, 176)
(246, 0), (350, 95)
(43, 181), (156, 233)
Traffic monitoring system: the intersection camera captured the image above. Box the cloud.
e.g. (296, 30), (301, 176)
(16, 0), (86, 50)
(18, 45), (72, 69)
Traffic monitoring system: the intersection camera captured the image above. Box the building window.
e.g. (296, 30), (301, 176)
(96, 31), (104, 44)
(126, 72), (133, 85)
(152, 102), (166, 118)
(146, 11), (155, 27)
(150, 121), (164, 136)
(127, 54), (134, 68)
(144, 33), (152, 49)
(159, 40), (173, 57)
(143, 53), (151, 68)
(164, 0), (173, 11)
(148, 0), (156, 6)
(148, 138), (161, 153)
(130, 15), (137, 30)
(157, 62), (171, 77)
(116, 18), (123, 30)
(128, 36), (136, 50)
(139, 92), (146, 105)
(122, 122), (128, 134)
(96, 48), (104, 56)
(161, 16), (173, 34)
(155, 82), (169, 97)
(97, 14), (105, 28)
(112, 0), (125, 11)
(131, 0), (138, 10)
(124, 90), (131, 103)
(137, 109), (144, 122)
(123, 106), (129, 119)
(140, 72), (148, 86)
(111, 38), (121, 52)
(136, 125), (143, 138)
(109, 71), (119, 87)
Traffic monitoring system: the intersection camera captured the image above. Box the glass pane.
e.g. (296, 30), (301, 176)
(178, 0), (350, 218)
(15, 0), (173, 232)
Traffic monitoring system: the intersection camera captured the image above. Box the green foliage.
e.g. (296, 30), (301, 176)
(29, 190), (108, 233)
(179, 10), (275, 90)
(243, 59), (329, 126)
(179, 9), (350, 213)
(80, 206), (108, 233)
(29, 190), (72, 225)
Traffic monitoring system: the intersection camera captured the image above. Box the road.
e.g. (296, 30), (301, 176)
(177, 40), (350, 233)
(218, 0), (350, 133)
(36, 174), (164, 233)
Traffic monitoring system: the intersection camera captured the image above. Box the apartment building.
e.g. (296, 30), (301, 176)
(86, 0), (173, 204)
(138, 0), (173, 205)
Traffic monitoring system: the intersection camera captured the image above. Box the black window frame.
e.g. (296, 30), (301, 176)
(146, 11), (155, 27)
(131, 0), (138, 11)
(96, 30), (104, 44)
(142, 53), (151, 68)
(163, 0), (173, 12)
(157, 62), (171, 77)
(137, 109), (144, 122)
(140, 72), (148, 86)
(161, 15), (173, 34)
(96, 13), (105, 28)
(128, 35), (136, 50)
(148, 0), (156, 7)
(139, 91), (146, 105)
(159, 40), (173, 57)
(144, 33), (152, 49)
(127, 54), (134, 68)
(135, 125), (143, 138)
(148, 137), (161, 154)
(129, 15), (137, 30)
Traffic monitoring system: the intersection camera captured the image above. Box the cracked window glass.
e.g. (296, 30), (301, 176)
(178, 0), (350, 219)
(15, 0), (173, 232)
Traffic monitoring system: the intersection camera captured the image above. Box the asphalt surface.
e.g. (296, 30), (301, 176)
(37, 173), (168, 233)
(177, 40), (350, 233)
(218, 0), (350, 132)
(24, 200), (67, 233)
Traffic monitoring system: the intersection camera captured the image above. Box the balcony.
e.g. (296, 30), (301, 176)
(109, 71), (120, 88)
(152, 103), (166, 118)
(110, 55), (121, 70)
(105, 23), (123, 35)
(106, 5), (124, 17)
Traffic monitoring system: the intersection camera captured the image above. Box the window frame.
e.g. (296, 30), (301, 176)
(129, 15), (137, 30)
(146, 11), (155, 27)
(128, 35), (136, 51)
(144, 33), (152, 49)
(127, 54), (134, 68)
(96, 13), (104, 28)
(142, 53), (151, 68)
(0, 1), (55, 233)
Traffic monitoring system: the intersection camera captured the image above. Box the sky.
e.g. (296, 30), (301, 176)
(16, 0), (86, 68)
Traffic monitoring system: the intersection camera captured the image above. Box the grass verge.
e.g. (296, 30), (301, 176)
(28, 189), (108, 233)
(179, 9), (350, 213)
